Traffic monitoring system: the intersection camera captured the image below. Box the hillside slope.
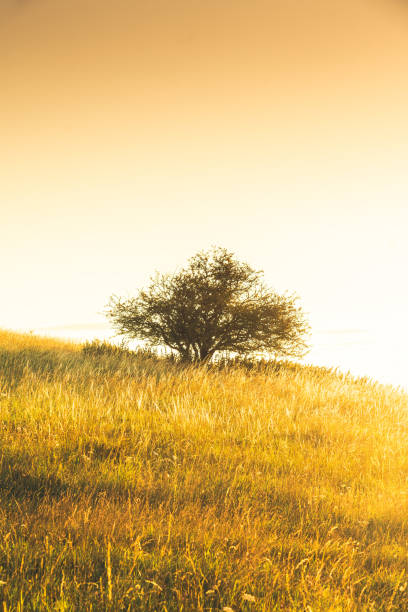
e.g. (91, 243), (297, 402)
(0, 330), (407, 610)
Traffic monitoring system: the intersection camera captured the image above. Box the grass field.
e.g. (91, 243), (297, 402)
(0, 329), (408, 611)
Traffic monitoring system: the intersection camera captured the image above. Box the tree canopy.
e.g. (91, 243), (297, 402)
(106, 247), (309, 362)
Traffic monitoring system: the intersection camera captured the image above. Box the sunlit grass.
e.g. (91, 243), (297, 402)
(0, 330), (407, 610)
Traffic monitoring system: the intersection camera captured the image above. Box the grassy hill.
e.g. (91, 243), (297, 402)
(0, 330), (407, 611)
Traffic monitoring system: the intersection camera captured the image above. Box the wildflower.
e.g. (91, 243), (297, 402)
(243, 593), (256, 602)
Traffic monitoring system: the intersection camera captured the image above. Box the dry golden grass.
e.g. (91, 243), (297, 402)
(0, 330), (407, 610)
(0, 329), (78, 352)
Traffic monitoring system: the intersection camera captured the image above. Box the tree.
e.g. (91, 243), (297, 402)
(106, 247), (309, 362)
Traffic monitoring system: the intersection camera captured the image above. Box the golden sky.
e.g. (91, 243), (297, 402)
(1, 0), (408, 363)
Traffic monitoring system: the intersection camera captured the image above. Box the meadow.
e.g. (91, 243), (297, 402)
(0, 330), (408, 611)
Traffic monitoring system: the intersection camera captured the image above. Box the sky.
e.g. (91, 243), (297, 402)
(1, 0), (408, 388)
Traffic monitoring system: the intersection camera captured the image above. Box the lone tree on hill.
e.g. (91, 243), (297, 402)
(106, 247), (309, 362)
